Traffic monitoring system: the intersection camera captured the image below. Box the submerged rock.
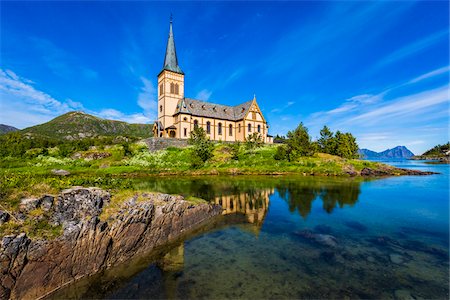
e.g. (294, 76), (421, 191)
(344, 221), (367, 232)
(389, 253), (405, 264)
(295, 230), (338, 248)
(0, 188), (222, 300)
(394, 289), (416, 300)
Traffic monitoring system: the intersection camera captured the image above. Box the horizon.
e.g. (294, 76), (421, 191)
(0, 1), (448, 153)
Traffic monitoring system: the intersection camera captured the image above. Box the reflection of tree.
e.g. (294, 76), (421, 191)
(276, 179), (361, 219)
(134, 176), (363, 219)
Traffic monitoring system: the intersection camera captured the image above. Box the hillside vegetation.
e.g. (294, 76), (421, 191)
(21, 111), (152, 140)
(422, 142), (449, 156)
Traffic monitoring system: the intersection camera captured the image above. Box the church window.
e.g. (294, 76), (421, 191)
(194, 120), (199, 129)
(175, 83), (179, 95)
(218, 123), (222, 135)
(229, 124), (233, 136)
(257, 124), (261, 133)
(248, 124), (251, 132)
(160, 105), (163, 113)
(184, 128), (187, 137)
(159, 84), (163, 95)
(238, 124), (241, 133)
(206, 121), (211, 134)
(170, 83), (174, 93)
(183, 117), (187, 121)
(252, 112), (256, 120)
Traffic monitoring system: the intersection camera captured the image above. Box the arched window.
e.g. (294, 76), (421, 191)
(194, 120), (199, 129)
(229, 124), (233, 136)
(170, 83), (174, 93)
(175, 83), (179, 95)
(257, 124), (261, 133)
(206, 121), (211, 134)
(218, 123), (222, 135)
(184, 128), (187, 137)
(159, 105), (163, 113)
(159, 84), (163, 95)
(248, 123), (251, 132)
(238, 124), (241, 133)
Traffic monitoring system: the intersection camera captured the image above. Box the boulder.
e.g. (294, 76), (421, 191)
(51, 169), (70, 176)
(19, 198), (41, 212)
(0, 211), (10, 225)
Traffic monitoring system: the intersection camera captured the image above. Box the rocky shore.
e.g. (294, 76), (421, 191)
(0, 187), (222, 299)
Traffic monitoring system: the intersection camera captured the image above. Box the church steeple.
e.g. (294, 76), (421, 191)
(162, 16), (183, 74)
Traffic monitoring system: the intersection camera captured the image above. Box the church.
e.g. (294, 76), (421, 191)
(153, 20), (273, 144)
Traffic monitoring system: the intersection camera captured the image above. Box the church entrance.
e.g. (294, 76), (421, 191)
(169, 130), (176, 138)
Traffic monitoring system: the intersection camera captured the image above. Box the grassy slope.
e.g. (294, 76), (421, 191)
(21, 111), (152, 140)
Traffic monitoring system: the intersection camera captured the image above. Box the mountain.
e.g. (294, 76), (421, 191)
(0, 124), (19, 134)
(20, 111), (152, 140)
(359, 146), (415, 159)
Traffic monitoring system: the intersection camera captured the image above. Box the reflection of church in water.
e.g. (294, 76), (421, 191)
(213, 188), (274, 233)
(157, 188), (273, 298)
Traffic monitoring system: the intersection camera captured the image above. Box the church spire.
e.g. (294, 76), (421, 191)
(162, 16), (183, 74)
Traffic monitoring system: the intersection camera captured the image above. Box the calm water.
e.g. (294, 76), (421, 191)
(51, 160), (449, 299)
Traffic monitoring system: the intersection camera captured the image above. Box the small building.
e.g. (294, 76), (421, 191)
(153, 19), (273, 144)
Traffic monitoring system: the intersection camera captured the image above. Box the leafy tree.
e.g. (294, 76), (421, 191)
(229, 142), (241, 160)
(188, 127), (214, 167)
(245, 133), (263, 151)
(318, 125), (336, 154)
(285, 122), (315, 160)
(274, 144), (288, 160)
(335, 131), (359, 159)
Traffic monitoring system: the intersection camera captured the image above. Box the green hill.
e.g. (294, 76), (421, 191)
(21, 111), (152, 140)
(422, 142), (450, 156)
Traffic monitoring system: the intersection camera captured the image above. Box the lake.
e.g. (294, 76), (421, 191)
(50, 160), (449, 299)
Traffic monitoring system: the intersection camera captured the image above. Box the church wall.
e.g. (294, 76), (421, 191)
(157, 70), (184, 135)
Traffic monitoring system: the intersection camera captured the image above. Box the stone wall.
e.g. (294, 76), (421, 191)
(144, 137), (189, 151)
(0, 188), (222, 299)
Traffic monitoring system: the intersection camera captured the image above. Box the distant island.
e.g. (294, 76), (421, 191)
(0, 124), (19, 134)
(411, 142), (450, 164)
(358, 146), (414, 159)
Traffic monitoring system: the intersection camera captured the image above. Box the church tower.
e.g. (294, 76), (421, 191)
(157, 18), (184, 137)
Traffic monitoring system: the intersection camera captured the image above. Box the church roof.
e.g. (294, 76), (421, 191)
(174, 98), (254, 121)
(161, 19), (183, 75)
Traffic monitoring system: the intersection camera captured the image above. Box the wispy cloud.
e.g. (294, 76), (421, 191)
(0, 68), (151, 128)
(373, 30), (448, 69)
(304, 67), (449, 153)
(137, 76), (157, 121)
(195, 89), (212, 101)
(271, 101), (295, 113)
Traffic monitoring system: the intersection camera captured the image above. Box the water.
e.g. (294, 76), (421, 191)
(51, 160), (449, 299)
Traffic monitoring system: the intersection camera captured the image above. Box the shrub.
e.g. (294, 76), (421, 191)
(188, 127), (214, 167)
(230, 142), (241, 160)
(245, 133), (263, 151)
(274, 145), (288, 160)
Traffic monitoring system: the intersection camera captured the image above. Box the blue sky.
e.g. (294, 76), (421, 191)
(0, 1), (448, 154)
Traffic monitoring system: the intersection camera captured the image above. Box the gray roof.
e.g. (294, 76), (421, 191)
(174, 98), (254, 121)
(162, 20), (183, 75)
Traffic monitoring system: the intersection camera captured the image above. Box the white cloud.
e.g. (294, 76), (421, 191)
(407, 65), (450, 85)
(0, 68), (153, 128)
(137, 77), (157, 122)
(195, 89), (212, 101)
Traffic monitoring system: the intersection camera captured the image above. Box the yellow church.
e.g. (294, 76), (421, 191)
(153, 20), (273, 144)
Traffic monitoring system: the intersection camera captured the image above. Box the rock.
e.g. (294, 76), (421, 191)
(344, 221), (367, 232)
(51, 169), (70, 176)
(19, 198), (41, 212)
(367, 256), (375, 263)
(343, 165), (357, 176)
(0, 188), (222, 300)
(39, 195), (54, 211)
(389, 253), (404, 264)
(361, 167), (389, 176)
(0, 211), (10, 224)
(295, 230), (338, 248)
(394, 289), (415, 300)
(314, 224), (332, 234)
(51, 187), (110, 226)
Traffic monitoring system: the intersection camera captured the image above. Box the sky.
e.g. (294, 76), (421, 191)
(0, 1), (448, 154)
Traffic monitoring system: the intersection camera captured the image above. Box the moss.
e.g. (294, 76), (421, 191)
(185, 196), (208, 205)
